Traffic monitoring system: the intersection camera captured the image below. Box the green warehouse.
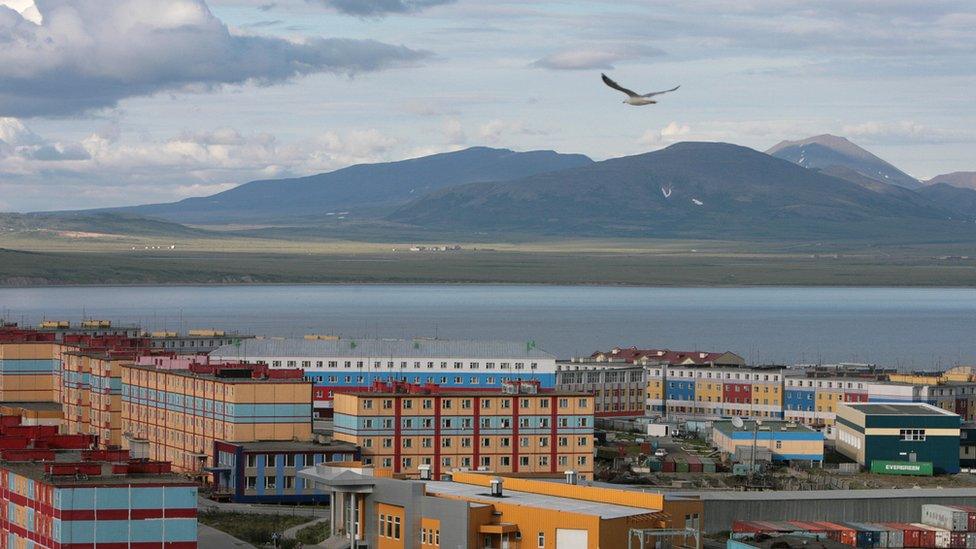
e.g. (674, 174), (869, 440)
(835, 402), (961, 474)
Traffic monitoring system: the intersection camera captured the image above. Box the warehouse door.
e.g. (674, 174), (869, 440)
(556, 528), (588, 549)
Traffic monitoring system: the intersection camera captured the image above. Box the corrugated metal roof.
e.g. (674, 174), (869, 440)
(210, 338), (555, 360)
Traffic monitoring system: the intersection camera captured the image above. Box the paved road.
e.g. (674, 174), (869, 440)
(198, 524), (256, 549)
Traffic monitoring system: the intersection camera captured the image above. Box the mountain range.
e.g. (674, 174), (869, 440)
(12, 136), (976, 242)
(99, 147), (592, 224)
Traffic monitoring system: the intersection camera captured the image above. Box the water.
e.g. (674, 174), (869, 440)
(1, 285), (974, 369)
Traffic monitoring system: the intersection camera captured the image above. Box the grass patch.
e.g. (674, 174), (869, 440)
(198, 511), (311, 547)
(296, 520), (331, 545)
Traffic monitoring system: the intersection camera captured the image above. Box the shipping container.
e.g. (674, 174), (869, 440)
(914, 524), (950, 549)
(885, 523), (925, 548)
(845, 522), (882, 548)
(701, 457), (717, 473)
(949, 506), (976, 533)
(965, 532), (976, 549)
(686, 454), (703, 473)
(661, 456), (676, 473)
(875, 524), (905, 549)
(923, 505), (971, 532)
(674, 455), (690, 474)
(817, 522), (858, 547)
(950, 532), (968, 549)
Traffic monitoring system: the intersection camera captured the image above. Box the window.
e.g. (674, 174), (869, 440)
(538, 532), (545, 548)
(265, 476), (276, 489)
(285, 454), (295, 467)
(363, 399), (373, 409)
(900, 429), (926, 441)
(245, 476), (256, 489)
(246, 454), (257, 468)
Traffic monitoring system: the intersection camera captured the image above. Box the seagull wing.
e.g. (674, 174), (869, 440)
(601, 73), (638, 97)
(642, 85), (681, 98)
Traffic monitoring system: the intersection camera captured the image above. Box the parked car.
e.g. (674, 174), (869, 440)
(654, 448), (668, 458)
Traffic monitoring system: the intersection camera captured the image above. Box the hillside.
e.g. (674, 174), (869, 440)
(390, 142), (967, 241)
(0, 212), (213, 238)
(918, 183), (976, 219)
(767, 134), (921, 189)
(927, 172), (976, 190)
(97, 147), (592, 224)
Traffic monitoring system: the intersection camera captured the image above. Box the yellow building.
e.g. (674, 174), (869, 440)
(333, 381), (595, 480)
(0, 341), (61, 402)
(302, 465), (703, 549)
(120, 362), (313, 475)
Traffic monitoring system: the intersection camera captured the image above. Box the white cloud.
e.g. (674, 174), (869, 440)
(0, 0), (429, 117)
(638, 122), (692, 147)
(0, 118), (407, 210)
(442, 118), (466, 145)
(478, 119), (546, 143)
(530, 44), (665, 71)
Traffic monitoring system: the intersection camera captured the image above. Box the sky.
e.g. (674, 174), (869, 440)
(0, 0), (974, 212)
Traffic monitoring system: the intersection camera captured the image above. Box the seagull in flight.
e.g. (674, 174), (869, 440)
(601, 73), (680, 106)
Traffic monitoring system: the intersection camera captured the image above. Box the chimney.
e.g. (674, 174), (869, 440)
(565, 470), (578, 485)
(490, 477), (503, 497)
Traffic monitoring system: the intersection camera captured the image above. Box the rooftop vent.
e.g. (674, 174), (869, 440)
(565, 470), (578, 485)
(490, 477), (503, 497)
(418, 464), (431, 480)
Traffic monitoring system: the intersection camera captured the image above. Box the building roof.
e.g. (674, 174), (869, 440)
(211, 338), (555, 361)
(124, 363), (309, 384)
(424, 480), (659, 520)
(0, 402), (63, 412)
(712, 420), (819, 436)
(2, 454), (194, 486)
(235, 440), (358, 453)
(592, 347), (744, 366)
(845, 403), (958, 416)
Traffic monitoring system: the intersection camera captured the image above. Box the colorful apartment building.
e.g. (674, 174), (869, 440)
(0, 412), (198, 548)
(60, 350), (143, 449)
(0, 338), (61, 403)
(643, 365), (785, 419)
(300, 465), (704, 549)
(210, 338), (559, 417)
(120, 362), (313, 475)
(333, 380), (595, 480)
(783, 376), (870, 428)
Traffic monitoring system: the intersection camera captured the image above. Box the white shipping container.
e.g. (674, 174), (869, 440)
(923, 504), (970, 532)
(965, 532), (976, 549)
(646, 424), (670, 437)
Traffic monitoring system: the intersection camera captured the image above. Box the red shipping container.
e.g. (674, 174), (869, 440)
(885, 523), (925, 548)
(661, 457), (676, 473)
(816, 522), (857, 546)
(733, 521), (763, 533)
(950, 532), (967, 549)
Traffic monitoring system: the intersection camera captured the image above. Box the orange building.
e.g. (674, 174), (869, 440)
(301, 465), (703, 549)
(333, 380), (594, 480)
(120, 362), (313, 475)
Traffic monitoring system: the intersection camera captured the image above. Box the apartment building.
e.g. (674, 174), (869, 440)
(648, 365), (785, 419)
(210, 337), (558, 417)
(120, 362), (313, 476)
(332, 380), (594, 480)
(555, 360), (647, 417)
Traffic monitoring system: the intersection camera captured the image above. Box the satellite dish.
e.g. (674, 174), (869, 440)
(731, 416), (744, 429)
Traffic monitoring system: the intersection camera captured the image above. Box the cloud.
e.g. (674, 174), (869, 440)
(530, 45), (665, 71)
(316, 0), (455, 17)
(0, 0), (429, 117)
(442, 118), (466, 145)
(0, 118), (408, 210)
(478, 119), (546, 143)
(638, 122), (691, 147)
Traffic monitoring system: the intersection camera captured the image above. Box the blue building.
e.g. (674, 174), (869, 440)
(210, 440), (359, 503)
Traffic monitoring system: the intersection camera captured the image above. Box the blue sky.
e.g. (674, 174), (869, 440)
(1, 0), (974, 211)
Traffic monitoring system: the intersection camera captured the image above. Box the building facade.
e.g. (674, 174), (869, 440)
(555, 361), (647, 417)
(211, 440), (359, 504)
(835, 402), (962, 474)
(210, 338), (558, 417)
(711, 420), (824, 463)
(120, 362), (313, 475)
(300, 465), (704, 549)
(333, 380), (594, 480)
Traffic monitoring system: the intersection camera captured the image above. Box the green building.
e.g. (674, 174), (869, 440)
(835, 402), (961, 474)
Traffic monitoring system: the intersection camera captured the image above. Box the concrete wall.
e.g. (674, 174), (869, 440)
(698, 490), (976, 534)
